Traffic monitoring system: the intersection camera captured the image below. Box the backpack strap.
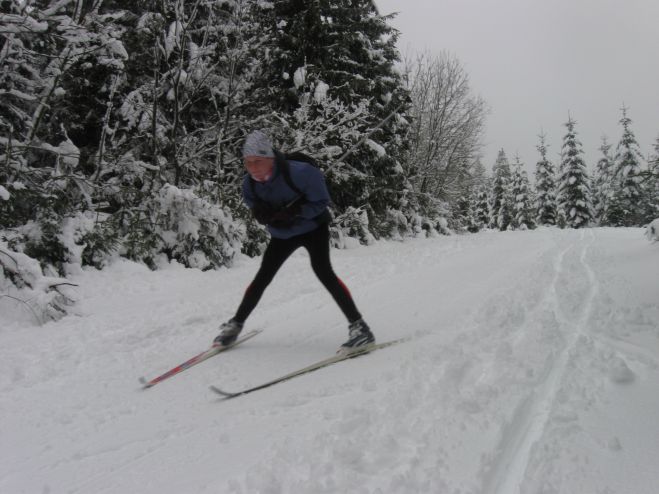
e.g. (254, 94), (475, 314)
(275, 151), (304, 198)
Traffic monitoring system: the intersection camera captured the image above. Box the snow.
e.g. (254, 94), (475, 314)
(293, 66), (306, 89)
(2, 228), (659, 493)
(313, 81), (329, 102)
(364, 138), (387, 157)
(164, 21), (183, 59)
(646, 218), (659, 242)
(0, 185), (9, 201)
(40, 138), (80, 168)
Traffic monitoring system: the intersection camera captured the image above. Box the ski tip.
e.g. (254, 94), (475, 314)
(209, 385), (238, 399)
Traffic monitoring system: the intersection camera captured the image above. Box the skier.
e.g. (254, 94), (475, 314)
(214, 130), (374, 352)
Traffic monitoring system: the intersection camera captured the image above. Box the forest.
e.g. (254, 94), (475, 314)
(1, 0), (658, 322)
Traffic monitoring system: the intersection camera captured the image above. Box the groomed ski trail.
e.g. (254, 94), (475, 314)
(2, 227), (658, 494)
(485, 230), (599, 494)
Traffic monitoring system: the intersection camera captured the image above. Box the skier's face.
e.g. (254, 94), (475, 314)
(244, 156), (274, 182)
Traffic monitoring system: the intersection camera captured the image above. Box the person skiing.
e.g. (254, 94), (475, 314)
(214, 130), (374, 352)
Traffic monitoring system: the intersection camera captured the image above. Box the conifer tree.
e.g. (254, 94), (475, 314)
(557, 117), (592, 228)
(474, 186), (491, 231)
(534, 133), (557, 226)
(453, 194), (471, 233)
(461, 189), (485, 233)
(451, 157), (487, 232)
(0, 0), (129, 272)
(510, 156), (535, 230)
(253, 0), (411, 239)
(592, 137), (615, 225)
(610, 106), (645, 226)
(645, 136), (659, 221)
(489, 149), (513, 230)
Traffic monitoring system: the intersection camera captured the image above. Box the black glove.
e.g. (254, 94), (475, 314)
(269, 208), (298, 228)
(252, 202), (274, 225)
(252, 200), (303, 228)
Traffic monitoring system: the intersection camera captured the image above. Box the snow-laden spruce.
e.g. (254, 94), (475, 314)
(557, 117), (593, 228)
(535, 133), (558, 226)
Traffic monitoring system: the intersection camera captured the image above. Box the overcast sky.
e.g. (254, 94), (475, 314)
(375, 0), (659, 175)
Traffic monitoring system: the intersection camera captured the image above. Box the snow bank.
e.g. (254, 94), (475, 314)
(0, 242), (78, 324)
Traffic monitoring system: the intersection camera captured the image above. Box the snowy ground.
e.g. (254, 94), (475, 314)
(1, 227), (658, 494)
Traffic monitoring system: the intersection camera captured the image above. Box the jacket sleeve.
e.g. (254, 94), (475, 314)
(242, 175), (255, 209)
(297, 165), (330, 219)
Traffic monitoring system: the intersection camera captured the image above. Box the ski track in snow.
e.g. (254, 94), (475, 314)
(485, 230), (599, 494)
(1, 227), (658, 494)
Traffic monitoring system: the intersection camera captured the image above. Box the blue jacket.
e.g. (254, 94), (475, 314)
(242, 157), (331, 239)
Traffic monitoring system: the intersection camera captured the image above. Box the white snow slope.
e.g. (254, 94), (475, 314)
(2, 227), (658, 494)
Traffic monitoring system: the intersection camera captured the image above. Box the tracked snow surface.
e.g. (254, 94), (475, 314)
(2, 227), (658, 494)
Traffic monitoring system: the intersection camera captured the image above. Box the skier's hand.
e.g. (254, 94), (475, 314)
(252, 203), (273, 225)
(252, 200), (302, 228)
(269, 209), (297, 228)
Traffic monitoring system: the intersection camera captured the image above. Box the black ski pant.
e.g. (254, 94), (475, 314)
(234, 224), (362, 324)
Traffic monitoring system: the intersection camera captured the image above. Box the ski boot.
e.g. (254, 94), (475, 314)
(213, 319), (244, 347)
(339, 318), (375, 353)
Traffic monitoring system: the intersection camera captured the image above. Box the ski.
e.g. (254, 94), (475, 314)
(140, 329), (263, 389)
(209, 337), (405, 399)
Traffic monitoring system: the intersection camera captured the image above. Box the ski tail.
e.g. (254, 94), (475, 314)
(209, 385), (239, 399)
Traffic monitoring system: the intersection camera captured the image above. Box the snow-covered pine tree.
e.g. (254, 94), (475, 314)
(0, 1), (130, 318)
(93, 0), (268, 265)
(534, 133), (557, 226)
(592, 136), (615, 225)
(557, 117), (592, 228)
(489, 149), (513, 230)
(461, 185), (490, 233)
(510, 156), (535, 230)
(474, 186), (491, 231)
(0, 0), (128, 273)
(448, 155), (487, 232)
(254, 1), (411, 240)
(644, 136), (659, 221)
(453, 194), (471, 233)
(610, 106), (646, 226)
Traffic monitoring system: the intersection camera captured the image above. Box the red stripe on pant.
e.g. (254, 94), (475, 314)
(336, 277), (353, 299)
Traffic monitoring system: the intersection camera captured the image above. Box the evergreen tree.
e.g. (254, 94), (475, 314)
(474, 186), (491, 231)
(510, 156), (535, 230)
(534, 133), (557, 226)
(489, 149), (513, 230)
(557, 117), (592, 228)
(592, 136), (615, 225)
(611, 106), (646, 226)
(450, 157), (488, 232)
(453, 194), (471, 233)
(78, 0), (265, 266)
(461, 188), (486, 233)
(0, 0), (129, 272)
(645, 136), (659, 221)
(254, 0), (411, 239)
